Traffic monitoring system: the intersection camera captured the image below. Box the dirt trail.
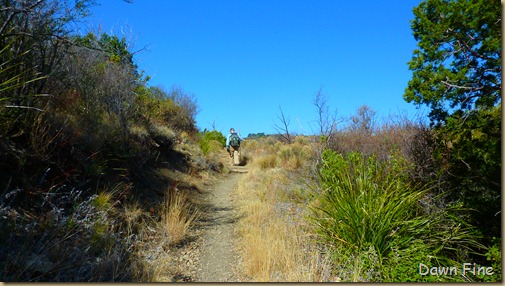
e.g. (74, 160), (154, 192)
(193, 165), (248, 282)
(172, 161), (247, 282)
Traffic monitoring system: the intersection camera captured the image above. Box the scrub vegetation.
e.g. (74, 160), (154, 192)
(0, 0), (500, 282)
(235, 104), (499, 282)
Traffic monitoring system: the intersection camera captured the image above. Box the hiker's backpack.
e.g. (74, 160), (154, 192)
(229, 133), (240, 147)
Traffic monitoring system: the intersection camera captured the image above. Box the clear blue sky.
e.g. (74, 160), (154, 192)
(84, 0), (428, 137)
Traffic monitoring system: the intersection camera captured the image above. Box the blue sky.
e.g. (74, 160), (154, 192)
(84, 0), (428, 137)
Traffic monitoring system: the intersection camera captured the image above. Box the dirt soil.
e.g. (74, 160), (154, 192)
(169, 163), (249, 282)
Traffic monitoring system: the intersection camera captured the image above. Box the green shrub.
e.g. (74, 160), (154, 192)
(481, 238), (502, 282)
(199, 130), (225, 155)
(312, 150), (485, 282)
(381, 239), (468, 282)
(313, 151), (423, 258)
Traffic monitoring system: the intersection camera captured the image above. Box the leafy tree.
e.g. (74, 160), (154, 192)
(404, 0), (501, 241)
(74, 32), (136, 66)
(404, 0), (501, 124)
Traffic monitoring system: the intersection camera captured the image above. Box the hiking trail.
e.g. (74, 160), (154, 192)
(170, 157), (249, 282)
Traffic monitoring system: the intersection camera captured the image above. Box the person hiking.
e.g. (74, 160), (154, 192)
(226, 128), (242, 166)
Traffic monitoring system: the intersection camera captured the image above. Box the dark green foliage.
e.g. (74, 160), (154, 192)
(434, 105), (501, 239)
(405, 0), (501, 125)
(75, 33), (136, 66)
(247, 132), (268, 138)
(404, 0), (501, 251)
(382, 239), (467, 282)
(483, 238), (502, 282)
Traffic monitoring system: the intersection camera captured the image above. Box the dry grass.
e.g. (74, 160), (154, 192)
(255, 153), (278, 169)
(234, 141), (336, 282)
(126, 187), (200, 282)
(160, 190), (199, 246)
(243, 136), (314, 171)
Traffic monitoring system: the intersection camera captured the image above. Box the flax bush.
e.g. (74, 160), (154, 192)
(312, 150), (484, 282)
(313, 151), (423, 258)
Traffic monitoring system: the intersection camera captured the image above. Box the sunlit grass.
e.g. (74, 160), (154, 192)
(235, 149), (335, 282)
(160, 191), (198, 246)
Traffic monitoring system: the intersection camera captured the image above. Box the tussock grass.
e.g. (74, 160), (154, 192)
(160, 191), (199, 246)
(122, 186), (202, 282)
(129, 125), (150, 140)
(255, 153), (277, 170)
(246, 138), (314, 171)
(150, 124), (177, 146)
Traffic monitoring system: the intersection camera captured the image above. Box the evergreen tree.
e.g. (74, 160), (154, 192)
(405, 0), (501, 239)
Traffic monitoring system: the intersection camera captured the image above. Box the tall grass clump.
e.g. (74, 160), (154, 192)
(255, 154), (278, 170)
(312, 150), (484, 282)
(160, 191), (198, 246)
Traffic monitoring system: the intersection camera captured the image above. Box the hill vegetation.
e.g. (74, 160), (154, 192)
(234, 108), (500, 282)
(0, 0), (219, 281)
(0, 0), (501, 282)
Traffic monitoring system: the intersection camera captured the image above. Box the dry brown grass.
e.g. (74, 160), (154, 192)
(255, 153), (278, 169)
(127, 187), (200, 282)
(160, 191), (199, 246)
(234, 138), (336, 282)
(242, 136), (315, 171)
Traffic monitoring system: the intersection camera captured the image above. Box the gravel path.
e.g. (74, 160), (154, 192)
(194, 168), (246, 282)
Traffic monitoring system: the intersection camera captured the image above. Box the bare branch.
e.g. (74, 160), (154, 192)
(441, 80), (484, 91)
(0, 0), (46, 35)
(312, 87), (329, 136)
(273, 106), (291, 144)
